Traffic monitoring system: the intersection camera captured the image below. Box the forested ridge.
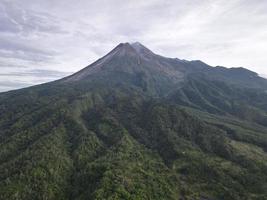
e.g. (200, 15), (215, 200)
(0, 43), (267, 199)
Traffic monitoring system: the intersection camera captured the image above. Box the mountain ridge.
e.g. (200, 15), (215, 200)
(61, 42), (267, 95)
(0, 42), (267, 200)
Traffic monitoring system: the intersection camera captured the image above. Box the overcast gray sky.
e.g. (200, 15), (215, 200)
(1, 0), (267, 92)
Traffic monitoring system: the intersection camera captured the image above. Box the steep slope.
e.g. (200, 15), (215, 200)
(63, 42), (184, 83)
(0, 43), (267, 200)
(61, 42), (186, 96)
(61, 42), (267, 96)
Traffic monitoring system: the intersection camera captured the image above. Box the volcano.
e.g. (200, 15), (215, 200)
(0, 42), (267, 200)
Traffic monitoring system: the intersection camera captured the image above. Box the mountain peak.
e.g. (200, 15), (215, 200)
(114, 42), (154, 55)
(112, 42), (136, 56)
(130, 42), (145, 50)
(63, 42), (266, 90)
(130, 42), (154, 55)
(62, 41), (183, 83)
(131, 41), (142, 45)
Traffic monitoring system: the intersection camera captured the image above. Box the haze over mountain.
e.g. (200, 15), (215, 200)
(0, 43), (267, 200)
(1, 0), (267, 92)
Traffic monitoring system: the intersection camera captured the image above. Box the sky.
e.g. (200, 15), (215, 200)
(0, 0), (267, 92)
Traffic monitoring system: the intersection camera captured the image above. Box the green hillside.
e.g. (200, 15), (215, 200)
(0, 43), (267, 200)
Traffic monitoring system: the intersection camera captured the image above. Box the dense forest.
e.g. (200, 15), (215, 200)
(0, 43), (267, 200)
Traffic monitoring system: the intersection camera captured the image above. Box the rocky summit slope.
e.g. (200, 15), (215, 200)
(0, 43), (267, 200)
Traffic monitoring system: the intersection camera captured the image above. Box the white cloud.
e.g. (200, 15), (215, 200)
(0, 0), (267, 91)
